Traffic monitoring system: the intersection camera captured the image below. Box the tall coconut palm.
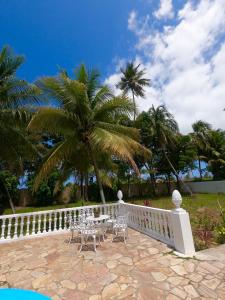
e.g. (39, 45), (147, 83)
(191, 120), (211, 180)
(28, 65), (150, 204)
(141, 105), (192, 194)
(0, 46), (39, 213)
(117, 62), (150, 121)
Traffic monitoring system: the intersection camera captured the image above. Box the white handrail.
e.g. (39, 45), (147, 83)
(0, 197), (195, 256)
(123, 203), (174, 246)
(0, 203), (120, 243)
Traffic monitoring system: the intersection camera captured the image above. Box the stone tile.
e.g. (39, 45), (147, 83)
(151, 272), (167, 282)
(61, 280), (76, 290)
(102, 283), (120, 299)
(200, 262), (220, 274)
(1, 228), (225, 300)
(184, 285), (199, 298)
(171, 287), (187, 299)
(137, 285), (164, 300)
(167, 276), (184, 286)
(202, 278), (221, 290)
(170, 265), (187, 276)
(106, 260), (118, 269)
(198, 284), (218, 299)
(187, 273), (203, 283)
(89, 295), (102, 300)
(119, 256), (133, 266)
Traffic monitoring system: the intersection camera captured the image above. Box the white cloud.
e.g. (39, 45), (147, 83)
(106, 0), (225, 133)
(154, 0), (174, 20)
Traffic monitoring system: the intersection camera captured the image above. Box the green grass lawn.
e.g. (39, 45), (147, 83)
(128, 193), (225, 214)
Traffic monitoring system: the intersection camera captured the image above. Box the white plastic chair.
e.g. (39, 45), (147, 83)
(79, 223), (100, 252)
(112, 214), (128, 243)
(67, 216), (83, 243)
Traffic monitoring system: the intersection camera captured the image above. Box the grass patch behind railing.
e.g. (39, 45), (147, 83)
(129, 193), (225, 251)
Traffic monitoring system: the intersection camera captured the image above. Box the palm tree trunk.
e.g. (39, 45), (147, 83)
(162, 148), (192, 196)
(0, 176), (16, 214)
(166, 173), (171, 195)
(84, 173), (89, 201)
(145, 163), (156, 196)
(80, 172), (84, 206)
(132, 90), (136, 121)
(86, 142), (106, 204)
(198, 156), (203, 180)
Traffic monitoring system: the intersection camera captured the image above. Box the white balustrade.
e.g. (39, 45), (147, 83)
(124, 203), (174, 246)
(0, 193), (195, 256)
(0, 203), (120, 243)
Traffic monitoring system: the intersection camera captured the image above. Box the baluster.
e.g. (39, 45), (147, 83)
(152, 212), (157, 233)
(167, 214), (173, 239)
(20, 216), (24, 238)
(54, 212), (57, 231)
(111, 205), (114, 219)
(150, 211), (153, 232)
(155, 213), (160, 235)
(7, 218), (12, 239)
(59, 211), (62, 231)
(14, 216), (19, 239)
(163, 214), (169, 239)
(37, 214), (42, 234)
(146, 211), (150, 231)
(43, 213), (47, 233)
(48, 212), (52, 232)
(32, 215), (36, 235)
(26, 216), (30, 236)
(1, 219), (6, 240)
(142, 209), (145, 230)
(64, 211), (67, 229)
(158, 213), (164, 237)
(68, 211), (72, 228)
(143, 210), (146, 230)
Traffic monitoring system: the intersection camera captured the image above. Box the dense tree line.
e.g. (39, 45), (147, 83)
(1, 46), (225, 212)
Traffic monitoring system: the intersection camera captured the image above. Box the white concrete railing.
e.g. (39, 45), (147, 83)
(124, 203), (174, 247)
(0, 203), (120, 243)
(0, 190), (195, 256)
(118, 189), (195, 256)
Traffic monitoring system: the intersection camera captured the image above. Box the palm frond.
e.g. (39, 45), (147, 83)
(28, 107), (75, 136)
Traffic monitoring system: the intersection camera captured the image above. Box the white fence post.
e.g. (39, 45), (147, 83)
(117, 190), (124, 204)
(171, 190), (195, 256)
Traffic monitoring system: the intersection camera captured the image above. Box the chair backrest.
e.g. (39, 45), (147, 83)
(116, 214), (128, 226)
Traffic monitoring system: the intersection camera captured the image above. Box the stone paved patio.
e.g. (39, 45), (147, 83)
(0, 229), (225, 300)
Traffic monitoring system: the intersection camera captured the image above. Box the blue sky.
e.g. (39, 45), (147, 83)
(1, 0), (225, 134)
(0, 0), (155, 82)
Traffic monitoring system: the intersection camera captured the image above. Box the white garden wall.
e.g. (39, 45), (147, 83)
(186, 180), (225, 194)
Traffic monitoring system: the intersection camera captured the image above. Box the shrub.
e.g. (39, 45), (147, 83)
(216, 227), (225, 244)
(193, 208), (219, 250)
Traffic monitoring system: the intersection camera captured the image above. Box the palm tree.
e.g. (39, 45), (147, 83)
(191, 120), (211, 180)
(117, 62), (150, 121)
(0, 46), (39, 213)
(28, 65), (150, 204)
(140, 105), (192, 194)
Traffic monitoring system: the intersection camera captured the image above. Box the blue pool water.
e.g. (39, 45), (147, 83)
(0, 289), (51, 300)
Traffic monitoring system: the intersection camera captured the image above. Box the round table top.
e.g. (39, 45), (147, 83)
(0, 289), (51, 300)
(86, 214), (110, 222)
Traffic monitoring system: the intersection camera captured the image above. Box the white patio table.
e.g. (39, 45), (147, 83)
(86, 214), (110, 242)
(86, 214), (110, 223)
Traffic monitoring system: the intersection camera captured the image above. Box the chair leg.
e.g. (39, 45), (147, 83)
(123, 230), (126, 244)
(69, 230), (74, 244)
(79, 235), (84, 252)
(93, 236), (96, 252)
